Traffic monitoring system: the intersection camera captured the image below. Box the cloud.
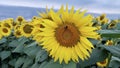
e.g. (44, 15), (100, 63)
(0, 0), (120, 14)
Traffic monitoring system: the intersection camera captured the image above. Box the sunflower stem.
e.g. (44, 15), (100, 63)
(106, 53), (112, 68)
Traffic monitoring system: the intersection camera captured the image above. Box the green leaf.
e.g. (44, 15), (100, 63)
(42, 60), (62, 68)
(0, 38), (7, 44)
(98, 30), (120, 38)
(13, 37), (28, 53)
(22, 57), (33, 68)
(9, 59), (16, 66)
(101, 23), (108, 29)
(109, 60), (120, 68)
(116, 23), (120, 30)
(78, 48), (108, 67)
(39, 61), (48, 68)
(9, 40), (18, 47)
(2, 63), (8, 68)
(63, 61), (76, 68)
(0, 51), (11, 60)
(24, 45), (40, 58)
(15, 57), (25, 68)
(31, 63), (40, 68)
(99, 45), (120, 57)
(12, 43), (24, 53)
(112, 56), (120, 62)
(36, 50), (48, 62)
(26, 42), (37, 47)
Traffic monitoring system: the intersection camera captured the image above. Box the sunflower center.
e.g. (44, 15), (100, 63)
(3, 28), (8, 33)
(18, 17), (23, 22)
(16, 30), (21, 36)
(23, 24), (33, 34)
(100, 60), (106, 64)
(100, 15), (104, 20)
(4, 23), (11, 28)
(55, 24), (79, 47)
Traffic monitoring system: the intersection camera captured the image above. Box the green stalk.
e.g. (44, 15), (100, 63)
(106, 53), (112, 68)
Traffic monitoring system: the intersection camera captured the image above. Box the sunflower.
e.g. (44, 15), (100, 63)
(1, 27), (11, 37)
(0, 27), (3, 39)
(39, 5), (63, 20)
(97, 58), (108, 68)
(31, 18), (45, 42)
(39, 6), (99, 64)
(105, 40), (113, 46)
(16, 16), (25, 24)
(20, 23), (34, 37)
(14, 29), (22, 38)
(1, 20), (13, 29)
(0, 33), (3, 39)
(108, 20), (117, 29)
(96, 14), (109, 24)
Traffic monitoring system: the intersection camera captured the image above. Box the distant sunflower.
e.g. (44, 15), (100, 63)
(97, 58), (108, 67)
(14, 29), (22, 38)
(0, 28), (3, 39)
(106, 40), (113, 46)
(20, 23), (34, 37)
(96, 14), (109, 24)
(39, 6), (99, 64)
(16, 16), (25, 24)
(0, 33), (3, 39)
(39, 6), (63, 20)
(1, 21), (13, 29)
(108, 20), (117, 29)
(12, 21), (19, 28)
(1, 27), (11, 36)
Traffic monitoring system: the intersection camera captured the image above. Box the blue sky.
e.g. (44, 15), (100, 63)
(0, 0), (120, 14)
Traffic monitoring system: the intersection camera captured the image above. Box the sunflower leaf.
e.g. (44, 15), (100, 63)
(98, 30), (120, 38)
(42, 60), (62, 68)
(22, 57), (33, 68)
(63, 61), (76, 68)
(39, 61), (48, 68)
(31, 63), (40, 68)
(12, 37), (28, 53)
(99, 45), (120, 57)
(24, 45), (40, 58)
(109, 60), (120, 68)
(8, 59), (16, 67)
(35, 50), (48, 62)
(77, 48), (108, 67)
(0, 51), (11, 60)
(8, 40), (18, 47)
(0, 38), (7, 44)
(15, 57), (25, 68)
(12, 43), (24, 53)
(1, 63), (8, 68)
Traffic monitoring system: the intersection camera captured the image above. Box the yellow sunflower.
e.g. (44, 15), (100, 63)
(1, 27), (11, 37)
(108, 20), (117, 29)
(39, 5), (63, 20)
(105, 40), (113, 46)
(0, 31), (3, 39)
(20, 23), (34, 37)
(39, 6), (99, 64)
(97, 58), (108, 68)
(14, 29), (22, 38)
(96, 14), (109, 24)
(16, 16), (25, 24)
(1, 20), (13, 29)
(31, 18), (45, 42)
(0, 35), (3, 39)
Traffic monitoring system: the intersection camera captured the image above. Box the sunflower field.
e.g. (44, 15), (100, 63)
(0, 5), (120, 68)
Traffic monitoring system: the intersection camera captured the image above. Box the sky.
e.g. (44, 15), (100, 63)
(0, 0), (120, 14)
